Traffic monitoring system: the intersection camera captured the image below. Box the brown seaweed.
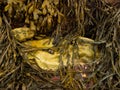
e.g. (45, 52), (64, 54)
(0, 0), (120, 90)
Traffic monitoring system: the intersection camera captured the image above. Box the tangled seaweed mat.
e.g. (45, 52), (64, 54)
(0, 0), (120, 90)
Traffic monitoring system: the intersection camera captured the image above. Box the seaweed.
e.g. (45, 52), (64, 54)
(0, 0), (120, 90)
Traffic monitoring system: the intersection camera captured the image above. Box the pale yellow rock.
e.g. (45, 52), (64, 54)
(11, 27), (35, 41)
(28, 51), (60, 70)
(26, 37), (97, 71)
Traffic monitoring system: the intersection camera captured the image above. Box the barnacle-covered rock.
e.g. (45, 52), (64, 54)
(25, 37), (98, 71)
(11, 27), (35, 41)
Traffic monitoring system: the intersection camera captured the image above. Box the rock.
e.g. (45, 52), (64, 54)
(25, 37), (99, 71)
